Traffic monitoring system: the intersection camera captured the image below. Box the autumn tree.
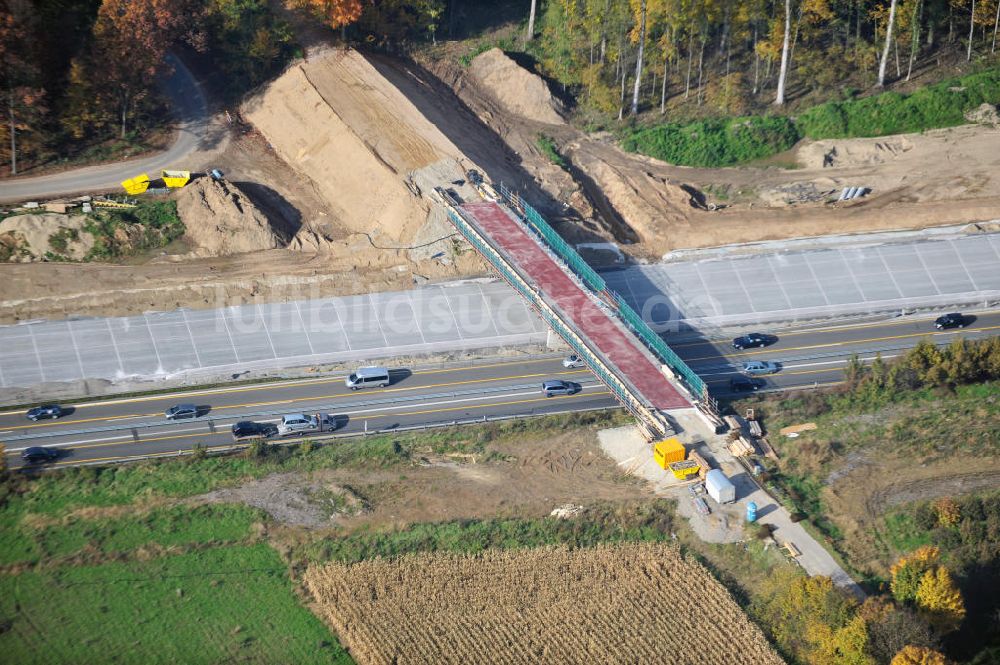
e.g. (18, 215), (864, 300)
(630, 0), (648, 115)
(915, 566), (965, 633)
(72, 0), (203, 140)
(933, 497), (961, 527)
(299, 0), (364, 30)
(807, 614), (875, 665)
(890, 645), (951, 665)
(753, 571), (861, 662)
(862, 600), (939, 663)
(0, 0), (44, 174)
(891, 546), (941, 604)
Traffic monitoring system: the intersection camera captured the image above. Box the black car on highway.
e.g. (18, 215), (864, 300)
(25, 404), (65, 421)
(730, 377), (764, 392)
(732, 332), (775, 350)
(21, 446), (60, 464)
(934, 312), (968, 330)
(231, 421), (278, 441)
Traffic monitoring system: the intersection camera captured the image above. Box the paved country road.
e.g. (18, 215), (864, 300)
(0, 54), (214, 203)
(3, 309), (998, 468)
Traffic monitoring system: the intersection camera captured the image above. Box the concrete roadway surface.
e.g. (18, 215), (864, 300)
(3, 309), (998, 468)
(0, 54), (210, 203)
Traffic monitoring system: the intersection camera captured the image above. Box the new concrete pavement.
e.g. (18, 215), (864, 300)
(3, 309), (998, 468)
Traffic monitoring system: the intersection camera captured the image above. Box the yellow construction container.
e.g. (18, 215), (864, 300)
(161, 170), (191, 188)
(669, 460), (701, 480)
(121, 173), (150, 195)
(653, 437), (686, 469)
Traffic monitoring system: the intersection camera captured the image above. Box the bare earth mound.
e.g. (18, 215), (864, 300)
(176, 178), (287, 256)
(305, 542), (784, 665)
(0, 213), (94, 261)
(468, 48), (565, 125)
(242, 47), (471, 245)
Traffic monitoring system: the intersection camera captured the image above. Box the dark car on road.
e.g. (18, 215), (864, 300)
(165, 403), (199, 420)
(934, 313), (968, 330)
(542, 380), (578, 397)
(730, 377), (764, 392)
(732, 332), (775, 350)
(231, 421), (278, 441)
(25, 404), (65, 421)
(21, 446), (60, 464)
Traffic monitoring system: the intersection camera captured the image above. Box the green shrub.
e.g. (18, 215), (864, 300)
(536, 133), (567, 168)
(47, 227), (79, 254)
(798, 68), (1000, 138)
(621, 115), (800, 167)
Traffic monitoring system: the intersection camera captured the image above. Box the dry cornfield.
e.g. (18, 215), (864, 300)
(304, 542), (785, 664)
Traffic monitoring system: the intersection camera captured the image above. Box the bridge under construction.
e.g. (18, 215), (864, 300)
(436, 179), (717, 440)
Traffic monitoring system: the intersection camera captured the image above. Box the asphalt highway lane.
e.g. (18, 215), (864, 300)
(4, 309), (997, 468)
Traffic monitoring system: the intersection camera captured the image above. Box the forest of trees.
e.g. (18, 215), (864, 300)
(525, 0), (1000, 120)
(0, 0), (294, 175)
(3, 0), (999, 174)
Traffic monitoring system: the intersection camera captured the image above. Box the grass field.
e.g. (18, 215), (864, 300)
(0, 545), (349, 665)
(0, 412), (632, 663)
(306, 542), (784, 665)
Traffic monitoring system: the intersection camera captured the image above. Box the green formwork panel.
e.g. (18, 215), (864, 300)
(445, 208), (636, 410)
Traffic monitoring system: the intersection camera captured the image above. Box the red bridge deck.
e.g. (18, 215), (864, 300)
(462, 201), (690, 411)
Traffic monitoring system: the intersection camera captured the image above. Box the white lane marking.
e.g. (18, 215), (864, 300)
(6, 382), (604, 451)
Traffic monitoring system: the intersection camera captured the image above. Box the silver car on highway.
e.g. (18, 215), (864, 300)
(741, 360), (780, 375)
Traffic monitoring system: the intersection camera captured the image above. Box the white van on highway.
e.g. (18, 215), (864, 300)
(345, 366), (391, 390)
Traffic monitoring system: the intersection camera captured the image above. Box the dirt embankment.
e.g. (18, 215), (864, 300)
(422, 48), (1000, 259)
(2, 48), (493, 323)
(468, 48), (566, 125)
(177, 178), (288, 256)
(0, 214), (95, 261)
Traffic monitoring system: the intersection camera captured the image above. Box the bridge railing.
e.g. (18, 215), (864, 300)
(495, 183), (706, 401)
(497, 183), (608, 294)
(436, 188), (667, 439)
(611, 293), (707, 398)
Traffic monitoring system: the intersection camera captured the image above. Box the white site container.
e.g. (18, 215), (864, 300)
(705, 469), (736, 504)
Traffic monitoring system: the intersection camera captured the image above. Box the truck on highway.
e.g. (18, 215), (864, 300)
(276, 413), (336, 437)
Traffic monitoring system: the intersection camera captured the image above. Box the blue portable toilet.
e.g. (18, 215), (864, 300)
(746, 501), (758, 523)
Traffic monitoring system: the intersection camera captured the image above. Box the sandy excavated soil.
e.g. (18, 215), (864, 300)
(5, 43), (999, 322)
(193, 429), (649, 532)
(177, 178), (288, 256)
(468, 48), (566, 125)
(0, 214), (95, 261)
(421, 50), (1000, 259)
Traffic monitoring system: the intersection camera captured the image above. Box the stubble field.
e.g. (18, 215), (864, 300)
(304, 541), (785, 665)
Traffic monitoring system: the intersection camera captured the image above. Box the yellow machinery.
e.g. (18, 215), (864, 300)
(121, 173), (150, 195)
(161, 170), (191, 188)
(653, 437), (686, 469)
(669, 459), (701, 480)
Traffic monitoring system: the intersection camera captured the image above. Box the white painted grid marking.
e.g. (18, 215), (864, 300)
(476, 283), (503, 337)
(367, 294), (389, 347)
(441, 289), (465, 340)
(26, 325), (46, 382)
(219, 309), (241, 363)
(330, 300), (352, 351)
(66, 321), (86, 379)
(180, 310), (204, 368)
(256, 304), (278, 360)
(293, 301), (316, 355)
(142, 314), (164, 372)
(106, 319), (125, 376)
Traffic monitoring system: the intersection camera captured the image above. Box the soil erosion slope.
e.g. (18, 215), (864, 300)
(242, 48), (473, 244)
